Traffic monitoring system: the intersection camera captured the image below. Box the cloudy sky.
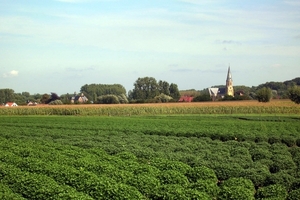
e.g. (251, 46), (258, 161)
(1, 0), (299, 94)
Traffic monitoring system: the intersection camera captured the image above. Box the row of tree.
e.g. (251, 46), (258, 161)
(1, 77), (300, 105)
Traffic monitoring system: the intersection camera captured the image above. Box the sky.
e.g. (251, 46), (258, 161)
(1, 0), (300, 95)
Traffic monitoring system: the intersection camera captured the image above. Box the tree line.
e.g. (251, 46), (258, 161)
(1, 77), (300, 105)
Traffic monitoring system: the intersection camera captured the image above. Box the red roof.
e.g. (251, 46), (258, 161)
(178, 96), (194, 102)
(5, 102), (18, 107)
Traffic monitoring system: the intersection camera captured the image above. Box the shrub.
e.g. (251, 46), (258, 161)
(256, 87), (272, 102)
(270, 154), (296, 173)
(128, 174), (160, 198)
(288, 188), (300, 200)
(296, 138), (300, 147)
(184, 189), (211, 200)
(219, 186), (255, 200)
(282, 136), (296, 147)
(255, 184), (288, 199)
(48, 99), (63, 105)
(241, 163), (270, 188)
(288, 86), (300, 104)
(150, 184), (186, 200)
(265, 171), (296, 190)
(268, 135), (281, 144)
(190, 179), (219, 198)
(186, 166), (217, 183)
(154, 93), (173, 103)
(192, 94), (211, 102)
(250, 148), (272, 162)
(220, 177), (255, 192)
(97, 95), (120, 104)
(157, 170), (189, 186)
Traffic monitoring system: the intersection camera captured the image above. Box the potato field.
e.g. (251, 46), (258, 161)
(0, 101), (300, 199)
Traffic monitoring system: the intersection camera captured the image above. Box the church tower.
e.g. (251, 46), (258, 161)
(226, 66), (234, 96)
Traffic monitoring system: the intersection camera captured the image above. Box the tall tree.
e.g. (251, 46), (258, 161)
(158, 80), (170, 96)
(288, 86), (300, 104)
(80, 84), (126, 100)
(132, 77), (159, 100)
(0, 88), (15, 103)
(169, 83), (180, 100)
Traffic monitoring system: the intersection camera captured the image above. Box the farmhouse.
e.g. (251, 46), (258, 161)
(5, 102), (18, 107)
(209, 66), (234, 100)
(71, 93), (89, 103)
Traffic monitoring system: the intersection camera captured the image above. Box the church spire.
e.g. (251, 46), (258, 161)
(226, 65), (232, 81)
(226, 65), (234, 96)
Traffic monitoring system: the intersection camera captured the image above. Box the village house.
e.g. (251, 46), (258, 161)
(5, 102), (18, 107)
(70, 93), (89, 103)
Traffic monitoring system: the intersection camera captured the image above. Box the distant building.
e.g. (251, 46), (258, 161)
(209, 66), (234, 100)
(5, 102), (18, 107)
(178, 96), (194, 102)
(27, 101), (37, 106)
(71, 93), (89, 103)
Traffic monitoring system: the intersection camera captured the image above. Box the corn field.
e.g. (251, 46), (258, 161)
(0, 100), (299, 116)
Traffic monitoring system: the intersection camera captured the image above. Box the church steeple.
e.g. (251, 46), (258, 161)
(226, 66), (234, 96)
(226, 66), (232, 81)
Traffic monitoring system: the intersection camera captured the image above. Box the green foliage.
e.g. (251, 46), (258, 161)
(186, 166), (217, 182)
(0, 88), (15, 104)
(40, 93), (50, 104)
(190, 179), (219, 198)
(169, 83), (181, 100)
(97, 94), (120, 104)
(48, 99), (63, 105)
(288, 188), (300, 200)
(80, 83), (126, 100)
(241, 163), (270, 188)
(158, 170), (189, 186)
(220, 177), (255, 191)
(288, 85), (300, 104)
(256, 87), (273, 102)
(131, 77), (180, 101)
(218, 186), (255, 200)
(266, 171), (296, 190)
(132, 77), (160, 100)
(192, 93), (212, 102)
(154, 93), (173, 103)
(255, 184), (288, 199)
(0, 115), (299, 199)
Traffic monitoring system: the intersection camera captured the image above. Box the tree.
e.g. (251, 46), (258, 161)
(0, 88), (15, 103)
(40, 94), (50, 104)
(193, 94), (212, 102)
(256, 87), (272, 102)
(97, 95), (120, 104)
(80, 84), (126, 100)
(169, 83), (180, 100)
(131, 77), (159, 100)
(288, 86), (300, 104)
(158, 80), (170, 96)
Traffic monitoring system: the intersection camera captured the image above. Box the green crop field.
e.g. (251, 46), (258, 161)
(0, 113), (300, 199)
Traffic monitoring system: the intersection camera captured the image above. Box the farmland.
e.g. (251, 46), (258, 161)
(0, 100), (300, 199)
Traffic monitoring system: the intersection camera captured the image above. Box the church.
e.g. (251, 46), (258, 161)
(209, 67), (234, 100)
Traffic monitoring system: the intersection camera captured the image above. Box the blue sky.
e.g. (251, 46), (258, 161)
(1, 0), (300, 94)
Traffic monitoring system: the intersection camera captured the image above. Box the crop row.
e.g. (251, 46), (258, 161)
(0, 134), (300, 199)
(0, 115), (300, 199)
(1, 104), (300, 116)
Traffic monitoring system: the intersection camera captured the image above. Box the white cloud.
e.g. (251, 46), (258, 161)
(3, 70), (19, 78)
